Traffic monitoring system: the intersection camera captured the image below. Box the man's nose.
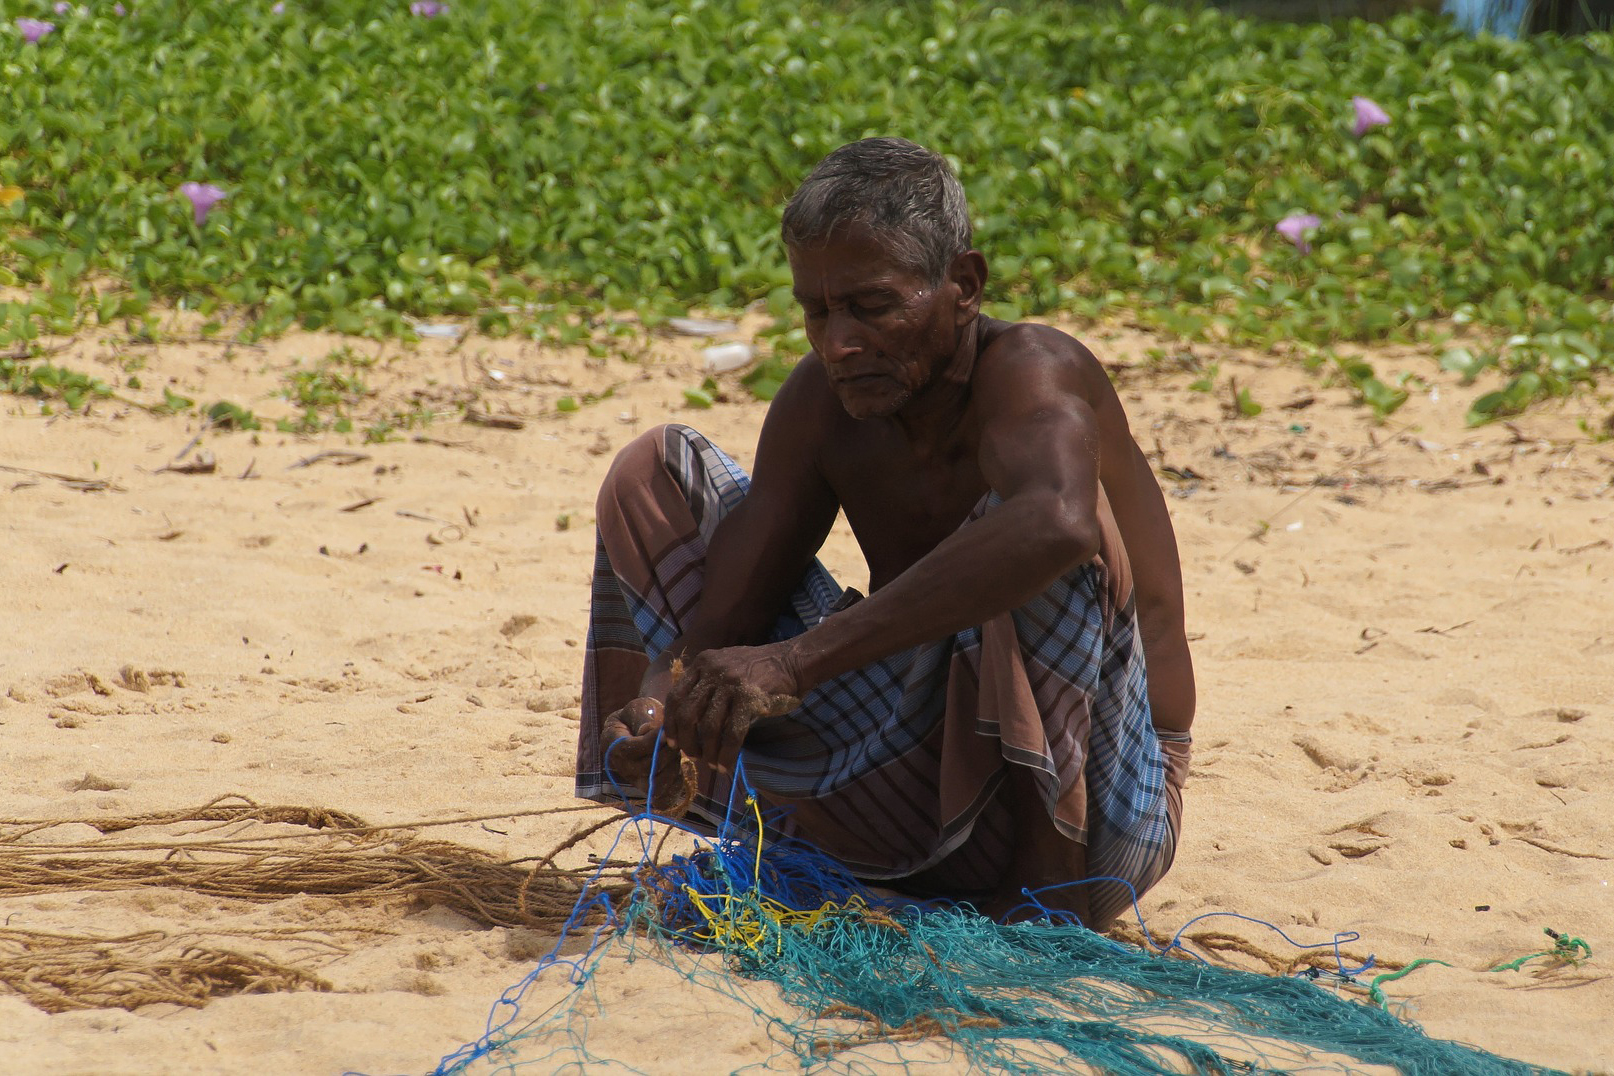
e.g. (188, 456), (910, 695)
(819, 309), (863, 364)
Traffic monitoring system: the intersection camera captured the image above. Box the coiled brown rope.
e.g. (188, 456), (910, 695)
(0, 796), (634, 1013)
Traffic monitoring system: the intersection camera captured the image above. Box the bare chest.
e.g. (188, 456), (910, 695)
(821, 432), (988, 590)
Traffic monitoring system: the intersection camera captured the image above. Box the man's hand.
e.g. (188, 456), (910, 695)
(664, 642), (803, 773)
(600, 697), (686, 807)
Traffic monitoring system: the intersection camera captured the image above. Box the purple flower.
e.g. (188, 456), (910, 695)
(1351, 96), (1391, 138)
(179, 182), (227, 226)
(409, 1), (447, 14)
(53, 2), (73, 14)
(271, 1), (284, 12)
(1276, 213), (1321, 253)
(16, 17), (55, 42)
(114, 2), (126, 12)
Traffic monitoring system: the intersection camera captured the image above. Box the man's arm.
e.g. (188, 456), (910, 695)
(668, 367), (841, 654)
(605, 357), (841, 778)
(666, 333), (1106, 767)
(786, 337), (1101, 686)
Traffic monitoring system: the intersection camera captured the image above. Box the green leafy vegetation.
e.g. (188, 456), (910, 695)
(277, 345), (374, 433)
(2, 0), (1610, 419)
(204, 399), (261, 430)
(156, 386), (195, 415)
(1333, 352), (1411, 418)
(553, 387), (615, 414)
(362, 401), (438, 443)
(1231, 382), (1264, 418)
(683, 380), (717, 409)
(0, 353), (114, 412)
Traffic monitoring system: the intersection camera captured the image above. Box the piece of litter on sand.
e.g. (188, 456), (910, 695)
(156, 450), (217, 475)
(413, 323), (463, 339)
(464, 409), (525, 430)
(703, 342), (753, 373)
(667, 316), (738, 337)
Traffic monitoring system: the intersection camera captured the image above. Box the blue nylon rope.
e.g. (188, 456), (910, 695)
(387, 732), (1563, 1076)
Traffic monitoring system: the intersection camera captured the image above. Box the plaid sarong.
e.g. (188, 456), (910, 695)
(577, 424), (1189, 924)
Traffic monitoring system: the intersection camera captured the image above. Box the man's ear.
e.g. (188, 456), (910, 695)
(949, 251), (987, 325)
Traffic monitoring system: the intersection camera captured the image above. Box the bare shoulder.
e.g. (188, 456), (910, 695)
(973, 320), (1118, 410)
(752, 351), (844, 475)
(766, 351), (843, 430)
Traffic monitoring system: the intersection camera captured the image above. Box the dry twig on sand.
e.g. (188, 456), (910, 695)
(0, 463), (123, 493)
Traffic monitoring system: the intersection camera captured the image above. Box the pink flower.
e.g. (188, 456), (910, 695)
(1351, 96), (1391, 138)
(409, 1), (447, 14)
(16, 17), (55, 42)
(1276, 213), (1321, 253)
(179, 182), (227, 226)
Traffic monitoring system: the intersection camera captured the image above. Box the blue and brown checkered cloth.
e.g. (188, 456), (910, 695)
(577, 424), (1188, 924)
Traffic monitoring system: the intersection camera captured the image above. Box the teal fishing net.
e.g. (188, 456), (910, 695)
(407, 761), (1562, 1076)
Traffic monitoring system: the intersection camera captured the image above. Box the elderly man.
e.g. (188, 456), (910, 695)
(575, 137), (1194, 928)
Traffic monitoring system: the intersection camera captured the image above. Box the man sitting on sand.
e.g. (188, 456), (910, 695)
(575, 137), (1195, 929)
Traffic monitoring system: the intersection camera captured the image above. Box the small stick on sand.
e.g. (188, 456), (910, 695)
(288, 450), (371, 469)
(463, 409), (526, 430)
(0, 464), (123, 493)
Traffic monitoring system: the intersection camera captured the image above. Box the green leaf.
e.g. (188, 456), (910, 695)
(159, 387), (196, 415)
(0, 0), (1608, 424)
(206, 400), (261, 430)
(1358, 377), (1409, 419)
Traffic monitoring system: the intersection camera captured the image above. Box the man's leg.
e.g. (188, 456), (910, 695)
(576, 424), (844, 824)
(985, 763), (1093, 925)
(880, 495), (1180, 928)
(577, 424), (753, 805)
(735, 494), (1179, 911)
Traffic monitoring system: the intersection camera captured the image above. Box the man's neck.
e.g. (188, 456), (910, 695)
(890, 316), (983, 452)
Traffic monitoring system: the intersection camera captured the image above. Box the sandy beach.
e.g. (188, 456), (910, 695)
(1, 316), (1609, 1074)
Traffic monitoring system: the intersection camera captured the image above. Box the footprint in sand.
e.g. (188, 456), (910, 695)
(1321, 813), (1398, 860)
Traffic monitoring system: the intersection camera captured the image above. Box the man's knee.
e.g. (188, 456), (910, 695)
(595, 423), (690, 519)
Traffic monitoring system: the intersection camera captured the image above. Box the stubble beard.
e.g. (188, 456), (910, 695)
(838, 384), (915, 420)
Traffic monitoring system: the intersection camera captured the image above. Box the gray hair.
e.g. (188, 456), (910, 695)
(780, 137), (972, 284)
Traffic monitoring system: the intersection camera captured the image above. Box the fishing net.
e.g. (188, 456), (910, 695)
(0, 789), (1576, 1075)
(421, 766), (1570, 1076)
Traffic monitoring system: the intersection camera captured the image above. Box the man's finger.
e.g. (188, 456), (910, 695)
(661, 680), (689, 749)
(672, 675), (718, 752)
(602, 734), (653, 788)
(687, 679), (722, 759)
(605, 730), (659, 769)
(621, 699), (662, 737)
(713, 701), (749, 774)
(665, 672), (693, 717)
(699, 684), (737, 768)
(720, 687), (763, 770)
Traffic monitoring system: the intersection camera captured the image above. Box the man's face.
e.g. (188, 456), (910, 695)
(788, 223), (964, 420)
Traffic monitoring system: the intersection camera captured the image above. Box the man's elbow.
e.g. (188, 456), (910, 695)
(1023, 494), (1102, 572)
